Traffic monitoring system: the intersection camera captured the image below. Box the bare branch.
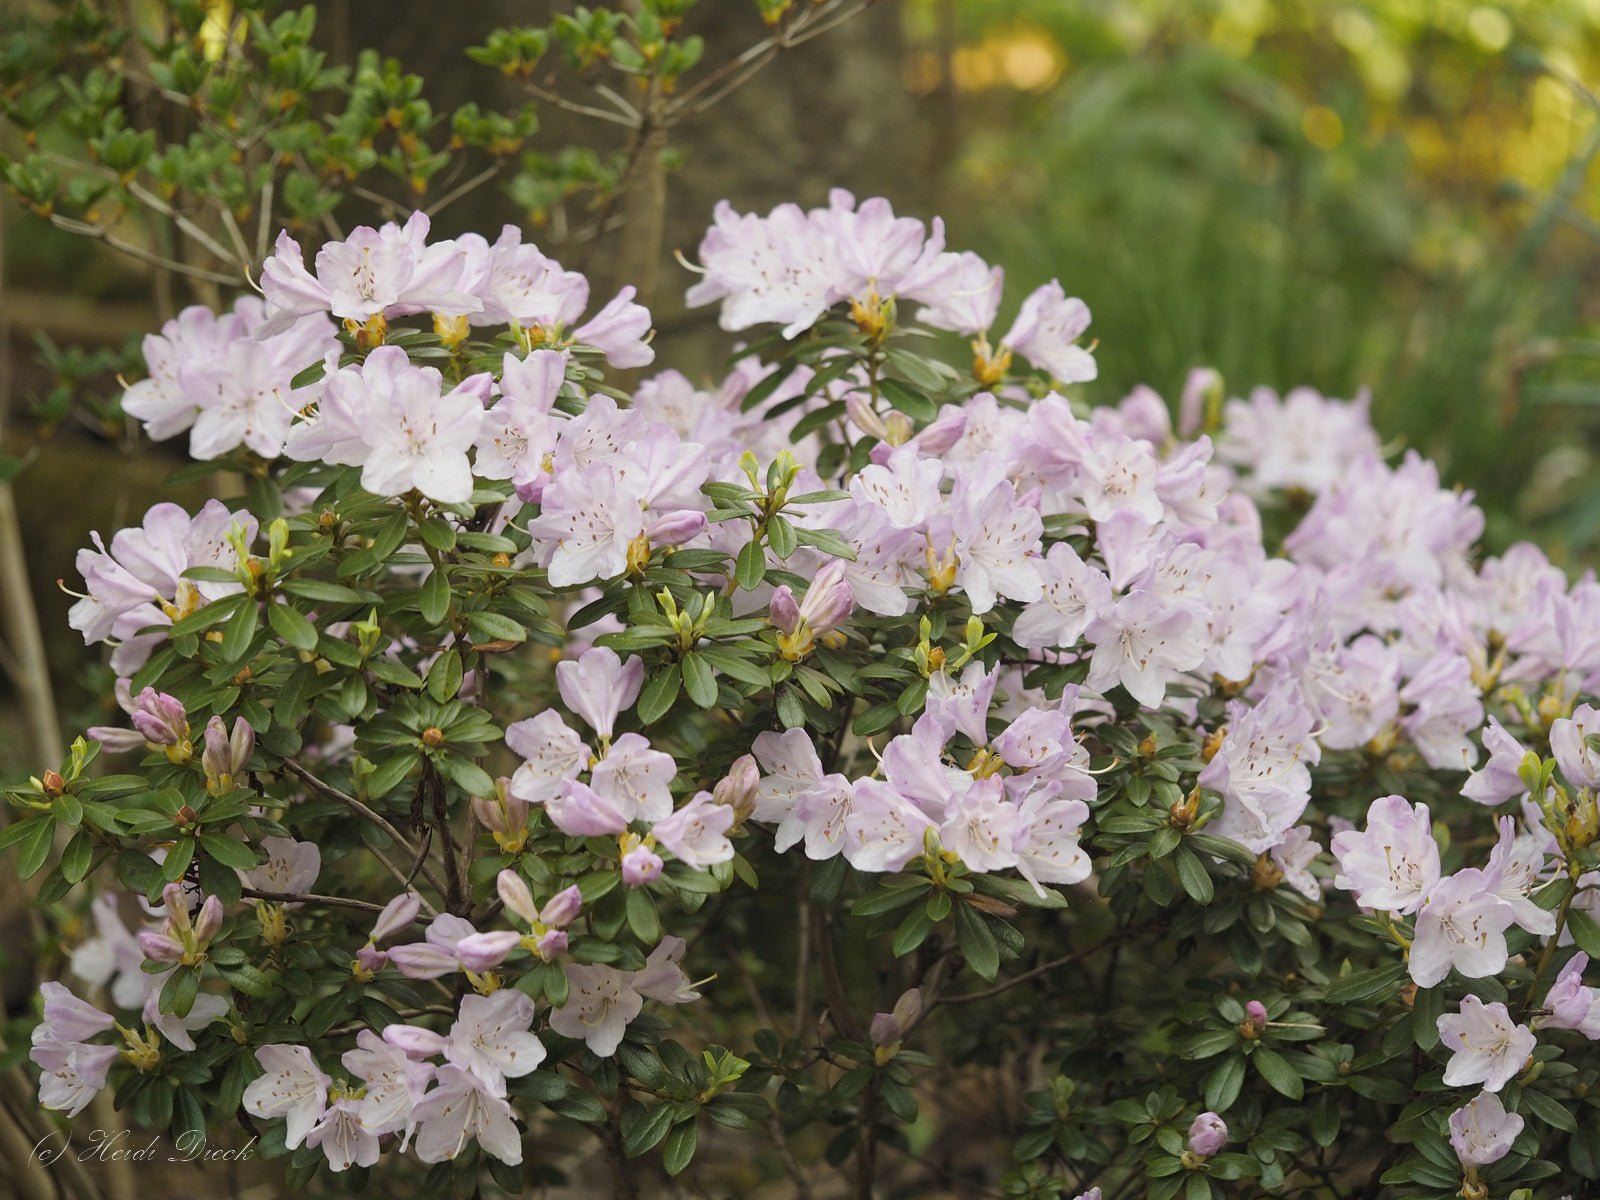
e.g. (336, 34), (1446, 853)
(426, 163), (506, 219)
(281, 760), (449, 899)
(45, 214), (241, 285)
(521, 80), (641, 128)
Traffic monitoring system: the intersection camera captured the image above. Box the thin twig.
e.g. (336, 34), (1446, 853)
(280, 760), (448, 898)
(240, 887), (416, 916)
(937, 927), (1143, 1006)
(425, 163), (506, 219)
(255, 177), (275, 263)
(44, 215), (240, 285)
(522, 80), (640, 128)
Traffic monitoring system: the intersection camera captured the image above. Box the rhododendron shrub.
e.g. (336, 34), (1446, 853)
(10, 193), (1600, 1200)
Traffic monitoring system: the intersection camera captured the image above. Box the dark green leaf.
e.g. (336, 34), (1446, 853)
(734, 538), (766, 591)
(201, 833), (260, 871)
(1251, 1047), (1303, 1100)
(268, 602), (318, 652)
(681, 654), (717, 709)
(662, 1119), (698, 1176)
(954, 901), (1000, 981)
(419, 570), (450, 626)
(638, 665), (682, 724)
(16, 815), (54, 880)
(467, 611), (527, 644)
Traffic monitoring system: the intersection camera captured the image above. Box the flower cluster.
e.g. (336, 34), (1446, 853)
(15, 195), (1600, 1198)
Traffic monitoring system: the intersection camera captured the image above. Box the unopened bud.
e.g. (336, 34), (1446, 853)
(539, 884), (583, 928)
(845, 393), (890, 441)
(768, 585), (802, 637)
(203, 715), (254, 791)
(369, 892), (422, 942)
(496, 869), (539, 926)
(41, 770), (66, 798)
(646, 509), (707, 548)
(132, 688), (189, 749)
(1240, 1000), (1268, 1039)
(1186, 1111), (1227, 1158)
(137, 930), (186, 964)
(614, 838), (659, 889)
(421, 726), (445, 748)
(711, 755), (760, 824)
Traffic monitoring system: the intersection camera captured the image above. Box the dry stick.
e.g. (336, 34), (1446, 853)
(662, 0), (875, 123)
(239, 887), (411, 915)
(0, 1082), (58, 1200)
(425, 164), (506, 219)
(280, 760), (449, 899)
(936, 926), (1145, 1007)
(43, 215), (239, 285)
(521, 80), (639, 128)
(254, 178), (275, 264)
(0, 205), (132, 1200)
(0, 1065), (111, 1200)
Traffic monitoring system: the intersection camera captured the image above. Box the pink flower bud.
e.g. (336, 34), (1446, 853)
(768, 585), (803, 636)
(621, 842), (664, 888)
(382, 1023), (447, 1059)
(1245, 1000), (1268, 1034)
(645, 509), (707, 547)
(798, 560), (853, 636)
(161, 883), (193, 932)
(472, 782), (528, 838)
(547, 779), (628, 837)
(138, 930), (186, 964)
(386, 942), (460, 980)
(845, 392), (890, 441)
(712, 755), (760, 821)
(454, 930), (521, 971)
(1186, 1112), (1227, 1158)
(911, 406), (967, 455)
(132, 688), (188, 746)
(534, 928), (569, 959)
(202, 715), (254, 781)
(539, 884), (583, 928)
(496, 869), (539, 926)
(869, 1011), (901, 1048)
(355, 945), (388, 974)
(192, 895), (223, 942)
(370, 892), (422, 942)
(514, 478), (547, 504)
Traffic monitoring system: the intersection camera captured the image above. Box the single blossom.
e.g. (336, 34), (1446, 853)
(556, 647), (646, 741)
(1437, 995), (1535, 1092)
(652, 792), (737, 867)
(411, 1065), (524, 1166)
(1330, 795), (1440, 916)
(242, 1044), (332, 1150)
(548, 963), (644, 1057)
(1447, 1090), (1524, 1167)
(443, 990), (547, 1095)
(1409, 869), (1516, 989)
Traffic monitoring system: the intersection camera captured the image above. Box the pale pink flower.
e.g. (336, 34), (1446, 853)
(1437, 996), (1535, 1092)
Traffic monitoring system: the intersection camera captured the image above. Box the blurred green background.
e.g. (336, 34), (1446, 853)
(3, 0), (1600, 776)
